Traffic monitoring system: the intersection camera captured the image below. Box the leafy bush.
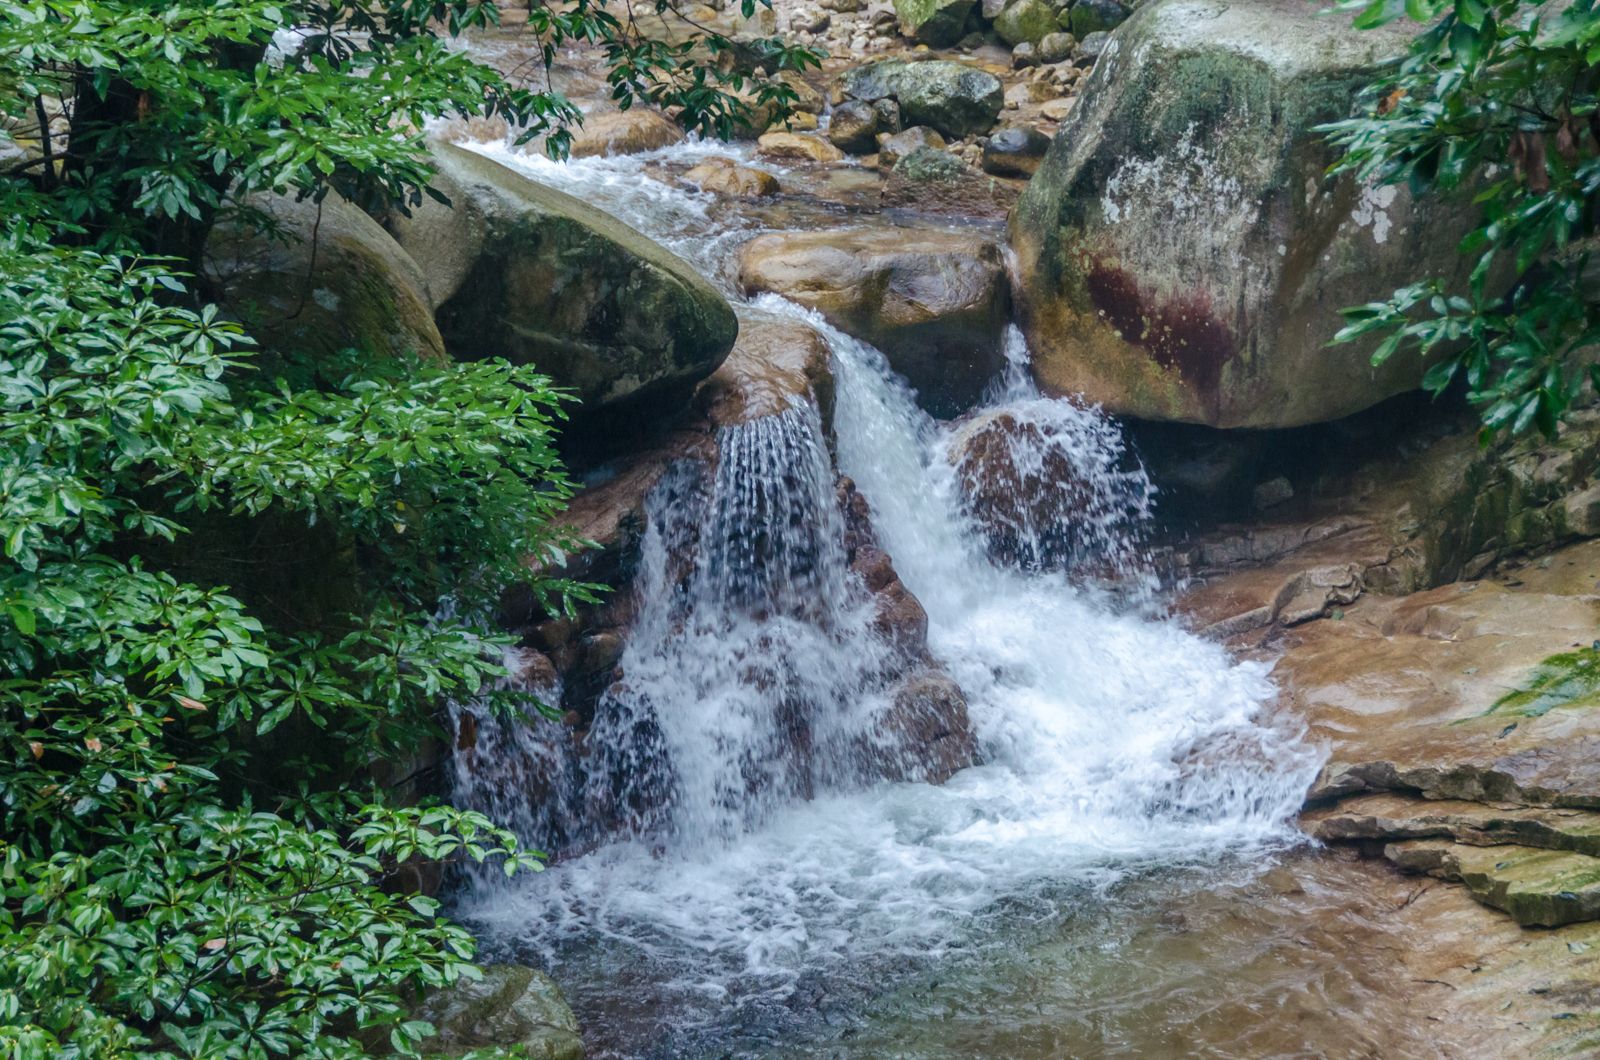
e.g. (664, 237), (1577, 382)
(0, 0), (813, 1053)
(0, 0), (821, 263)
(1325, 0), (1599, 437)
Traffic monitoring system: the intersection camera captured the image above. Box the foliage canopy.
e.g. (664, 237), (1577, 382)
(1326, 0), (1600, 437)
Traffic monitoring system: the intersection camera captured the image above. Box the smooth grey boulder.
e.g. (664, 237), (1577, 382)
(389, 142), (737, 426)
(1011, 0), (1483, 428)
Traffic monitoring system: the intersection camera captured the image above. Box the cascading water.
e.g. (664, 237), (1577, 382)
(579, 400), (929, 847)
(447, 139), (1324, 1056)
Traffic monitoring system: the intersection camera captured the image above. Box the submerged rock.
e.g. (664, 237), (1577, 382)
(568, 108), (684, 158)
(1011, 0), (1482, 428)
(839, 59), (1003, 139)
(948, 408), (1089, 570)
(388, 143), (736, 430)
(682, 156), (780, 198)
(876, 671), (979, 784)
(737, 226), (1009, 416)
(417, 964), (584, 1059)
(206, 193), (443, 364)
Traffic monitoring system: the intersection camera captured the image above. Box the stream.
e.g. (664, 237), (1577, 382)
(446, 139), (1324, 1057)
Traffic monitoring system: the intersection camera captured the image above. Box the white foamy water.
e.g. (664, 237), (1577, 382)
(447, 139), (1322, 1055)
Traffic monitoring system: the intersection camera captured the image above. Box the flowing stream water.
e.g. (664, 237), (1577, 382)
(446, 139), (1324, 1057)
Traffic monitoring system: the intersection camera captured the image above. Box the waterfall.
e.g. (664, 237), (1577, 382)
(579, 402), (910, 847)
(444, 140), (1323, 1055)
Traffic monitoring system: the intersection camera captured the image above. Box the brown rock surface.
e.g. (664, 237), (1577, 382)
(682, 156), (780, 197)
(1268, 561), (1600, 809)
(694, 316), (835, 429)
(756, 130), (846, 163)
(737, 226), (1008, 416)
(569, 108), (685, 157)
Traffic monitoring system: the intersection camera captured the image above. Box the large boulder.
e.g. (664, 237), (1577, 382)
(389, 142), (737, 427)
(737, 227), (1009, 416)
(839, 60), (1003, 140)
(894, 0), (975, 45)
(206, 193), (443, 364)
(1011, 0), (1479, 429)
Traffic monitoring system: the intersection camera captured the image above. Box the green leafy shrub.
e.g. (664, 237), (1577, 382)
(0, 0), (816, 1053)
(1325, 0), (1600, 438)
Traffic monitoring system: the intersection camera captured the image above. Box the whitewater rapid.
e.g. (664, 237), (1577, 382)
(447, 138), (1322, 1055)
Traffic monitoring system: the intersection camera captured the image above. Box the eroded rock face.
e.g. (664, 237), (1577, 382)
(207, 193), (443, 363)
(1011, 0), (1481, 428)
(737, 226), (1009, 416)
(1275, 569), (1600, 811)
(388, 143), (737, 429)
(839, 59), (1003, 139)
(568, 108), (684, 157)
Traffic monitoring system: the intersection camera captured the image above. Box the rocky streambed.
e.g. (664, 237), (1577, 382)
(212, 0), (1600, 1054)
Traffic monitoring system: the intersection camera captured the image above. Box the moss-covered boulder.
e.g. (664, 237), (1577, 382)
(388, 143), (737, 427)
(993, 0), (1057, 45)
(839, 60), (1003, 140)
(417, 964), (584, 1059)
(894, 0), (975, 45)
(206, 193), (443, 364)
(1011, 0), (1483, 428)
